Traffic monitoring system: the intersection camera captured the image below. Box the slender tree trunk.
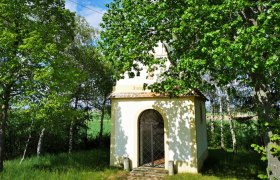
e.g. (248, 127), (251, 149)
(69, 96), (78, 154)
(84, 106), (90, 149)
(37, 127), (45, 157)
(84, 122), (88, 149)
(219, 96), (225, 150)
(20, 119), (34, 164)
(210, 98), (215, 133)
(68, 121), (74, 153)
(226, 93), (237, 153)
(99, 96), (107, 148)
(0, 106), (7, 172)
(0, 87), (11, 171)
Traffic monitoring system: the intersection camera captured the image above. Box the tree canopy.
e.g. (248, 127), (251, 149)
(0, 0), (76, 171)
(100, 0), (279, 178)
(100, 0), (279, 95)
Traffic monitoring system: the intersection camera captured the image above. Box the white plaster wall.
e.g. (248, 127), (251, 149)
(115, 42), (169, 93)
(111, 97), (198, 172)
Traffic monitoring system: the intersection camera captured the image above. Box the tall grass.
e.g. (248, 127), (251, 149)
(202, 149), (266, 179)
(0, 148), (125, 180)
(167, 149), (266, 180)
(1, 148), (265, 180)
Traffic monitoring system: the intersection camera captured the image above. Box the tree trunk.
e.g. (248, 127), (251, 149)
(0, 87), (11, 171)
(99, 96), (107, 148)
(20, 119), (34, 164)
(254, 87), (280, 179)
(219, 96), (225, 149)
(210, 98), (215, 133)
(68, 121), (74, 153)
(37, 127), (45, 157)
(69, 96), (78, 154)
(226, 93), (237, 153)
(84, 107), (90, 149)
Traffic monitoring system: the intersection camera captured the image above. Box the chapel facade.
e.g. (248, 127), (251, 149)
(110, 43), (208, 173)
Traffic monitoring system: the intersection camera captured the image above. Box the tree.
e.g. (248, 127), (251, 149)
(219, 94), (225, 150)
(100, 0), (280, 178)
(225, 89), (237, 153)
(0, 0), (75, 171)
(67, 16), (114, 151)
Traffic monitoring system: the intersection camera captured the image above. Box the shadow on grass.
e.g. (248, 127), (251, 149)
(201, 149), (266, 179)
(32, 148), (119, 172)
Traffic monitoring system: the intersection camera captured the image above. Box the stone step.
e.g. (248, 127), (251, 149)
(131, 170), (168, 176)
(130, 172), (166, 178)
(127, 176), (164, 180)
(132, 167), (168, 172)
(130, 167), (168, 179)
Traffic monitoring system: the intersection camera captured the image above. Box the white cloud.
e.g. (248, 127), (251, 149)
(65, 1), (106, 29)
(65, 0), (77, 12)
(78, 6), (106, 29)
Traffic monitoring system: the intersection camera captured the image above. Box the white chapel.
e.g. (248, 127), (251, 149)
(109, 43), (208, 173)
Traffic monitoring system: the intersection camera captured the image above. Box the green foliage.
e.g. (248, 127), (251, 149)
(269, 120), (280, 157)
(251, 120), (280, 179)
(1, 5), (113, 161)
(65, 15), (114, 150)
(257, 174), (269, 180)
(251, 144), (267, 161)
(0, 0), (76, 93)
(270, 144), (280, 158)
(255, 120), (280, 160)
(207, 120), (259, 150)
(265, 121), (280, 158)
(4, 109), (111, 159)
(100, 0), (280, 95)
(0, 0), (78, 170)
(68, 15), (114, 107)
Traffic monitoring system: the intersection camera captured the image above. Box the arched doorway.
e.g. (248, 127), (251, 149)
(139, 109), (164, 168)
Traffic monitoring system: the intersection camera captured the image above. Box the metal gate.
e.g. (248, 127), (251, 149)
(139, 109), (164, 168)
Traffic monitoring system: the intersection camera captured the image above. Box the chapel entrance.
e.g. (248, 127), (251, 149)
(139, 109), (164, 168)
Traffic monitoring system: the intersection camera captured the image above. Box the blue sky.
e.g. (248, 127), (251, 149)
(65, 0), (113, 29)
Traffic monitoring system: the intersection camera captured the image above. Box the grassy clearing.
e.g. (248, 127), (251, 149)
(0, 149), (265, 180)
(0, 148), (125, 180)
(166, 173), (221, 180)
(167, 149), (266, 180)
(87, 113), (111, 138)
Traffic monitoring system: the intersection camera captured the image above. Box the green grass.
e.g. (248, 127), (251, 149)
(166, 173), (221, 180)
(87, 113), (111, 138)
(1, 149), (265, 180)
(0, 148), (125, 180)
(167, 149), (266, 180)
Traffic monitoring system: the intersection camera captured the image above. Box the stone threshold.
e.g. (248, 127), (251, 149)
(128, 167), (168, 180)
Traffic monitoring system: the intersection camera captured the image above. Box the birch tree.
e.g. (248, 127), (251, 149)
(226, 91), (237, 153)
(219, 95), (225, 149)
(66, 16), (114, 152)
